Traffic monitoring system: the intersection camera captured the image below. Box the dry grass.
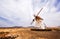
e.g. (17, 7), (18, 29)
(0, 27), (60, 39)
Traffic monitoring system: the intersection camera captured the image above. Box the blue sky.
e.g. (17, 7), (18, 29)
(0, 0), (60, 27)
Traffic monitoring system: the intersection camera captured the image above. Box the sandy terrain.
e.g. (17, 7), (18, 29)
(0, 27), (60, 39)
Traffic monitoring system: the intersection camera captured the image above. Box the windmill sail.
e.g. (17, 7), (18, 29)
(31, 8), (43, 24)
(37, 8), (43, 16)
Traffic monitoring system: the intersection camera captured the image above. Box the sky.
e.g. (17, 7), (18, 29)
(0, 0), (60, 27)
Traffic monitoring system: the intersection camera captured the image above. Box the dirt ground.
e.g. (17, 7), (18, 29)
(0, 27), (60, 39)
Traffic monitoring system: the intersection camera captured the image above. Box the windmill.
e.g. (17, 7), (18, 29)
(31, 8), (46, 29)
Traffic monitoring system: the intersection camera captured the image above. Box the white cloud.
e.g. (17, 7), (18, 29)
(0, 0), (60, 27)
(0, 0), (33, 27)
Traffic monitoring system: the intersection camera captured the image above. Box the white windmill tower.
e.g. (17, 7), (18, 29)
(31, 8), (46, 29)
